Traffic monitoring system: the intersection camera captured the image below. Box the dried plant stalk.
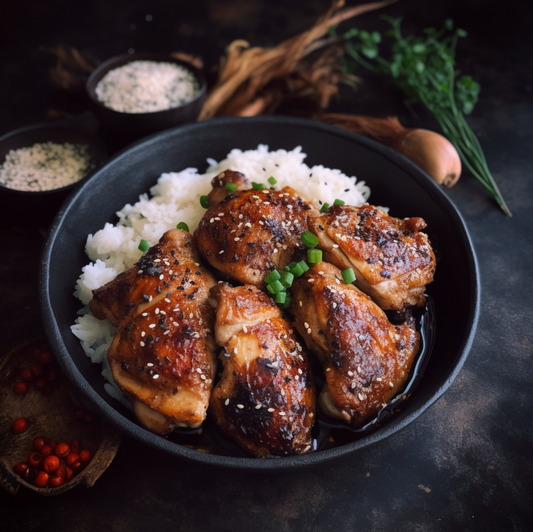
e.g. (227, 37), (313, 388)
(199, 0), (397, 120)
(49, 46), (101, 90)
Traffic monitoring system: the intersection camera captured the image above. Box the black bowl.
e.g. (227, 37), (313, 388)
(0, 123), (106, 226)
(86, 53), (207, 143)
(40, 116), (479, 470)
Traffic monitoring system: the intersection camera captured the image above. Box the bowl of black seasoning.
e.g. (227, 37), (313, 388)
(86, 53), (207, 143)
(0, 123), (106, 227)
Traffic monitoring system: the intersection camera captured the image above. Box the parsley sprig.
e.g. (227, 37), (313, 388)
(337, 16), (511, 216)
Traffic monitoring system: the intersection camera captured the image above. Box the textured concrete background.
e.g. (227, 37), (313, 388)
(1, 1), (532, 530)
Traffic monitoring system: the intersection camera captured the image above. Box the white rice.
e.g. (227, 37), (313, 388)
(70, 145), (370, 404)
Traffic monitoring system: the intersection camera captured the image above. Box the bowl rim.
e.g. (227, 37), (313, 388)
(85, 52), (207, 117)
(40, 115), (480, 470)
(0, 122), (107, 196)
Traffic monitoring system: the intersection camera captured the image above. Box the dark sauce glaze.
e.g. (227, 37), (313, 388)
(162, 295), (436, 457)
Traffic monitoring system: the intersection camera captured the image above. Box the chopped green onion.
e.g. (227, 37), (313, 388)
(342, 268), (356, 284)
(265, 270), (281, 283)
(320, 202), (330, 213)
(268, 176), (277, 185)
(176, 222), (189, 232)
(298, 260), (309, 273)
(138, 239), (149, 252)
(280, 271), (294, 288)
(301, 231), (319, 248)
(252, 182), (266, 190)
(333, 198), (345, 206)
(200, 195), (209, 208)
(290, 263), (304, 277)
(285, 262), (297, 272)
(281, 294), (292, 309)
(225, 183), (237, 192)
(266, 280), (285, 294)
(274, 291), (287, 304)
(307, 249), (322, 264)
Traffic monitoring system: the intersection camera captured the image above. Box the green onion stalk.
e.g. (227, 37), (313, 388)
(336, 16), (511, 216)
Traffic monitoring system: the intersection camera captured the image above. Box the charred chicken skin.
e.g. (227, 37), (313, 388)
(209, 282), (316, 457)
(90, 229), (217, 434)
(309, 204), (436, 311)
(195, 170), (318, 288)
(291, 262), (419, 427)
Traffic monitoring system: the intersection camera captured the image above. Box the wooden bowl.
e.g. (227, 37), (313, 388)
(0, 339), (121, 496)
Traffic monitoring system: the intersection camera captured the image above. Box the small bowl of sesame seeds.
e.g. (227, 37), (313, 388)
(0, 123), (106, 226)
(86, 53), (207, 142)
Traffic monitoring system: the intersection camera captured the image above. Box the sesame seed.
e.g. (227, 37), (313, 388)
(142, 312), (148, 316)
(267, 408), (275, 413)
(219, 250), (225, 254)
(152, 374), (159, 379)
(243, 325), (248, 333)
(225, 398), (230, 406)
(237, 404), (244, 409)
(389, 382), (394, 388)
(138, 270), (143, 275)
(255, 403), (262, 409)
(140, 341), (145, 347)
(358, 393), (365, 401)
(149, 324), (156, 329)
(141, 331), (146, 337)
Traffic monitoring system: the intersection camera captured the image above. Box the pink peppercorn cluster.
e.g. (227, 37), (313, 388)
(13, 349), (59, 396)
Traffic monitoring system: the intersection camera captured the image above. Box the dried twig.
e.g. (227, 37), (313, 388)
(199, 0), (397, 120)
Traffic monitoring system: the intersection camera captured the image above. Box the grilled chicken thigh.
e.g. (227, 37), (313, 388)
(309, 204), (436, 311)
(291, 262), (419, 427)
(90, 229), (217, 434)
(195, 173), (318, 287)
(209, 282), (316, 457)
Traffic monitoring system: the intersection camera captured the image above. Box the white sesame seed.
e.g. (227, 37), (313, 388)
(140, 341), (145, 347)
(159, 274), (164, 280)
(237, 404), (244, 409)
(149, 324), (156, 329)
(153, 374), (159, 379)
(267, 408), (275, 413)
(225, 398), (230, 406)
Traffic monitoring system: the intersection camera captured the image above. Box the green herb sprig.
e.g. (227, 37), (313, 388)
(337, 17), (511, 216)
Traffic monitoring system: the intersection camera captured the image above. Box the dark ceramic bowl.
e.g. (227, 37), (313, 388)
(86, 53), (207, 142)
(40, 116), (479, 470)
(0, 123), (106, 226)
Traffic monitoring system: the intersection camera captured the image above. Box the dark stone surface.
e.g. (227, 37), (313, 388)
(1, 1), (532, 530)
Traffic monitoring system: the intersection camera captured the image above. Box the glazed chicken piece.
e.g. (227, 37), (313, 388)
(309, 204), (436, 311)
(209, 282), (316, 457)
(291, 262), (419, 427)
(195, 171), (318, 287)
(205, 169), (251, 207)
(90, 229), (217, 434)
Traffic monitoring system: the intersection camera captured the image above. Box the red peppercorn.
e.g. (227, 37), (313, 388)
(55, 442), (70, 458)
(66, 452), (80, 467)
(20, 368), (34, 382)
(40, 445), (53, 458)
(27, 452), (42, 468)
(33, 378), (47, 392)
(33, 471), (49, 488)
(79, 449), (92, 463)
(13, 381), (29, 395)
(13, 463), (29, 476)
(37, 350), (54, 366)
(64, 467), (74, 481)
(11, 417), (28, 434)
(45, 368), (58, 382)
(48, 439), (57, 450)
(32, 436), (48, 452)
(55, 466), (67, 479)
(23, 466), (38, 482)
(31, 363), (45, 377)
(48, 476), (65, 488)
(42, 455), (60, 473)
(70, 460), (84, 474)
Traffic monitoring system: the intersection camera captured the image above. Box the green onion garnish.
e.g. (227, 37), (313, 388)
(268, 176), (277, 185)
(342, 268), (356, 284)
(281, 294), (292, 309)
(307, 249), (322, 264)
(252, 182), (266, 190)
(301, 231), (319, 248)
(290, 263), (304, 277)
(320, 202), (330, 213)
(333, 198), (345, 206)
(176, 222), (189, 232)
(200, 195), (209, 208)
(138, 239), (149, 252)
(274, 291), (287, 304)
(285, 262), (297, 272)
(266, 280), (285, 294)
(280, 271), (294, 288)
(298, 260), (309, 273)
(225, 183), (237, 192)
(265, 270), (281, 283)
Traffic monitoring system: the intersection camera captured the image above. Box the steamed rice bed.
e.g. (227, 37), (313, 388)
(71, 145), (371, 406)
